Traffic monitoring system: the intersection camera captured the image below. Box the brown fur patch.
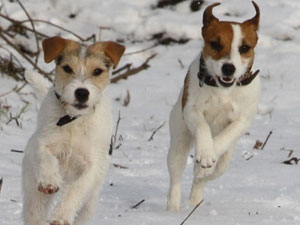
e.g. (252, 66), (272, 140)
(240, 22), (258, 67)
(202, 21), (234, 60)
(87, 42), (125, 69)
(182, 71), (190, 112)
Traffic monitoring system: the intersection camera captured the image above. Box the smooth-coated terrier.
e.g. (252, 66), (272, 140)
(167, 2), (261, 211)
(22, 36), (125, 225)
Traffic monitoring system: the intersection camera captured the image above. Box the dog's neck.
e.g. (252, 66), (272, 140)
(197, 54), (260, 88)
(54, 91), (79, 127)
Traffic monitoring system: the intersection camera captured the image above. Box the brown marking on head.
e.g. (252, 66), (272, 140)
(202, 21), (234, 60)
(240, 1), (260, 68)
(202, 2), (221, 27)
(87, 42), (125, 69)
(42, 36), (68, 63)
(47, 38), (125, 94)
(182, 71), (190, 112)
(202, 1), (260, 65)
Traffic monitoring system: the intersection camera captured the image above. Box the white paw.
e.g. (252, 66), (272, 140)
(195, 152), (217, 168)
(38, 183), (59, 195)
(167, 201), (180, 212)
(38, 171), (62, 194)
(167, 192), (181, 212)
(49, 219), (70, 225)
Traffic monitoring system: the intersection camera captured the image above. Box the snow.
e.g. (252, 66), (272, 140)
(1, 0), (300, 224)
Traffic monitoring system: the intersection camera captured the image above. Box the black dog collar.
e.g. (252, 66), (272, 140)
(55, 91), (79, 127)
(197, 55), (260, 88)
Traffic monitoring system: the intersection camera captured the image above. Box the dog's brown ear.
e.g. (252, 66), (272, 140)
(243, 1), (260, 31)
(102, 42), (125, 69)
(203, 2), (221, 27)
(42, 36), (67, 63)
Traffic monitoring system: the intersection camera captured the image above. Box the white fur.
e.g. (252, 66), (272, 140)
(22, 75), (113, 224)
(205, 24), (250, 81)
(167, 49), (260, 211)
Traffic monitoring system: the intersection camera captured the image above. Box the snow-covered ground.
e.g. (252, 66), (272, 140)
(1, 0), (300, 224)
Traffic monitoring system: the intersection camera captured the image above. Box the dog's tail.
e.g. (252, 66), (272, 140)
(25, 70), (52, 100)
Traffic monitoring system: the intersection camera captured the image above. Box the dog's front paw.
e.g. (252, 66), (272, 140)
(49, 220), (70, 225)
(195, 152), (217, 168)
(38, 183), (59, 195)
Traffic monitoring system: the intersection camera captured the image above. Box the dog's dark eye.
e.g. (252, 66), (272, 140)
(93, 68), (103, 76)
(239, 44), (251, 54)
(62, 65), (73, 74)
(210, 41), (223, 51)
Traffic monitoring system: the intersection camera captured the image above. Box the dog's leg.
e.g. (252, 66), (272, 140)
(183, 107), (216, 169)
(167, 117), (193, 211)
(214, 118), (252, 158)
(49, 158), (109, 225)
(189, 146), (234, 206)
(23, 167), (53, 225)
(189, 177), (207, 207)
(37, 146), (62, 194)
(73, 190), (99, 225)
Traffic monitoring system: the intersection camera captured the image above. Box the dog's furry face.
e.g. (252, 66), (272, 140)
(201, 2), (259, 87)
(42, 37), (125, 117)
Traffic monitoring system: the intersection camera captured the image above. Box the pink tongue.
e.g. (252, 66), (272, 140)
(224, 77), (232, 81)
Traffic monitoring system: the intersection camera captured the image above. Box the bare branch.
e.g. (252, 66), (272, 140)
(20, 19), (94, 42)
(180, 200), (204, 225)
(123, 89), (130, 107)
(282, 157), (300, 165)
(16, 0), (40, 66)
(0, 30), (52, 81)
(261, 131), (273, 150)
(0, 177), (3, 194)
(148, 121), (166, 142)
(112, 63), (132, 76)
(111, 54), (157, 83)
(124, 43), (158, 56)
(113, 163), (128, 169)
(131, 199), (145, 209)
(11, 149), (24, 153)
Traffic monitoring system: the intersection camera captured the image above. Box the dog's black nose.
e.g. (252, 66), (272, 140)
(75, 88), (89, 103)
(222, 63), (236, 76)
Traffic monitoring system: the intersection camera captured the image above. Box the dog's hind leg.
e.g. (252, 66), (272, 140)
(73, 189), (99, 225)
(189, 146), (234, 206)
(167, 112), (193, 211)
(189, 177), (207, 207)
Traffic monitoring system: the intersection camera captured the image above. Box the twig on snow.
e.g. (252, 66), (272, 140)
(178, 58), (184, 69)
(282, 157), (300, 165)
(110, 111), (122, 155)
(148, 121), (166, 142)
(280, 148), (294, 158)
(253, 131), (273, 150)
(0, 177), (3, 194)
(123, 89), (130, 107)
(180, 200), (204, 225)
(261, 131), (273, 150)
(11, 149), (24, 153)
(113, 163), (128, 169)
(131, 199), (145, 209)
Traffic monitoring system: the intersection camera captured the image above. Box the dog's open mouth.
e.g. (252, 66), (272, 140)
(217, 76), (235, 87)
(73, 103), (88, 110)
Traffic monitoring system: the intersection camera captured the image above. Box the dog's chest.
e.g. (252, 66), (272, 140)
(201, 94), (240, 133)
